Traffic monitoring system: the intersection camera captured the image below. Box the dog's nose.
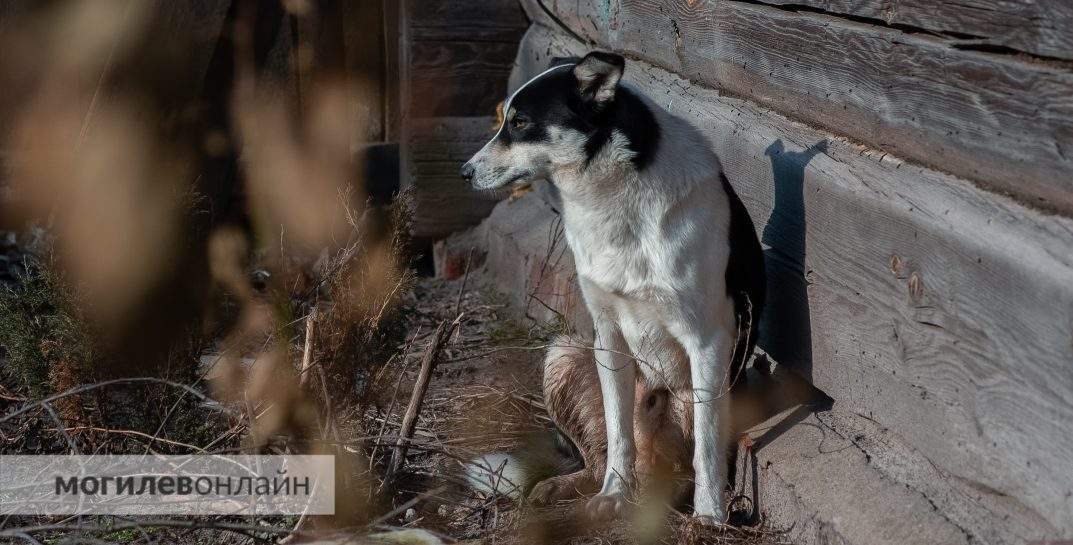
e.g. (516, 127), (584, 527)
(460, 162), (475, 182)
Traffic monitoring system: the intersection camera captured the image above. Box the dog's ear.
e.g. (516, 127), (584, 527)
(573, 51), (624, 110)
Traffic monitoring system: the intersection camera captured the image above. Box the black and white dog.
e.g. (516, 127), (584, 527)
(461, 52), (765, 524)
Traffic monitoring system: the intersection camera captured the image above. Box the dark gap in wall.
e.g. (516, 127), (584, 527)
(950, 41), (1073, 69)
(724, 0), (1073, 67)
(725, 0), (956, 38)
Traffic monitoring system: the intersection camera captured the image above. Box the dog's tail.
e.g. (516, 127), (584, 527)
(464, 428), (582, 500)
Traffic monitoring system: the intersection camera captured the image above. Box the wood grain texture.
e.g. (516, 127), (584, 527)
(405, 117), (505, 239)
(520, 23), (1073, 535)
(405, 0), (527, 40)
(408, 39), (519, 117)
(520, 0), (1073, 215)
(399, 0), (527, 239)
(759, 0), (1073, 61)
(404, 0), (526, 118)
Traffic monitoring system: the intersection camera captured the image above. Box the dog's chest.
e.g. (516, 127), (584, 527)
(562, 200), (669, 298)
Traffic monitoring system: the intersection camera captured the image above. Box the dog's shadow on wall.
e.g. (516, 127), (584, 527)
(726, 139), (829, 525)
(758, 138), (827, 381)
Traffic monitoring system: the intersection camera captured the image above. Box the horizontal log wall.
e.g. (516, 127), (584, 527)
(404, 0), (527, 118)
(760, 0), (1073, 61)
(524, 0), (1073, 215)
(516, 21), (1073, 537)
(406, 117), (505, 238)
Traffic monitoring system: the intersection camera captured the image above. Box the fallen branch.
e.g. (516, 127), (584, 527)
(47, 426), (207, 452)
(299, 305), (318, 389)
(382, 314), (461, 488)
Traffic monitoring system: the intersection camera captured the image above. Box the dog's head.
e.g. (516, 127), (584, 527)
(461, 51), (643, 190)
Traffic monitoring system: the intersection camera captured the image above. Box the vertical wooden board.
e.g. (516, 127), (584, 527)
(340, 0), (387, 143)
(518, 23), (1073, 533)
(758, 0), (1073, 62)
(522, 0), (1073, 216)
(381, 0), (401, 142)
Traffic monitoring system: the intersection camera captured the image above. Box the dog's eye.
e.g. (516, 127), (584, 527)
(510, 116), (530, 130)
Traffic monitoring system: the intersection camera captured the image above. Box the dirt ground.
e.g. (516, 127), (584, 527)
(371, 273), (790, 545)
(0, 241), (789, 544)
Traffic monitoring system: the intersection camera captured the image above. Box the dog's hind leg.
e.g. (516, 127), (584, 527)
(530, 335), (605, 504)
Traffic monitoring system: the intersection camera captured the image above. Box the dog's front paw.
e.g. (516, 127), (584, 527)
(586, 491), (628, 520)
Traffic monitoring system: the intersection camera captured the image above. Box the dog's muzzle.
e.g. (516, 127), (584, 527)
(459, 162), (475, 183)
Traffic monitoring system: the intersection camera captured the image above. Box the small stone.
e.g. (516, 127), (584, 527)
(404, 507), (417, 521)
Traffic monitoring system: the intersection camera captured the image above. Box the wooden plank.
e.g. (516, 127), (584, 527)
(381, 0), (401, 141)
(406, 117), (504, 239)
(407, 0), (525, 38)
(522, 0), (1073, 216)
(759, 0), (1073, 62)
(402, 0), (526, 119)
(399, 0), (526, 238)
(519, 23), (1073, 535)
(340, 0), (387, 143)
(408, 39), (518, 117)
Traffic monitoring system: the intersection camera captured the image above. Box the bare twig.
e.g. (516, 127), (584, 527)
(317, 362), (340, 442)
(299, 305), (318, 389)
(370, 485), (448, 528)
(50, 426), (208, 452)
(453, 248), (475, 317)
(0, 383), (24, 402)
(382, 315), (461, 488)
(0, 378), (235, 425)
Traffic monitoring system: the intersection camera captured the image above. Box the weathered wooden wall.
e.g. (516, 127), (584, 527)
(760, 0), (1073, 61)
(524, 0), (1073, 215)
(400, 0), (529, 240)
(505, 14), (1073, 540)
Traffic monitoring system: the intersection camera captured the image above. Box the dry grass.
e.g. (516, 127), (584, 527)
(352, 277), (790, 545)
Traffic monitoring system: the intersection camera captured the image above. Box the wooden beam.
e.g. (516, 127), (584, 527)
(758, 0), (1073, 62)
(521, 0), (1073, 216)
(408, 0), (528, 41)
(407, 39), (520, 118)
(403, 0), (526, 118)
(398, 0), (528, 241)
(518, 22), (1073, 534)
